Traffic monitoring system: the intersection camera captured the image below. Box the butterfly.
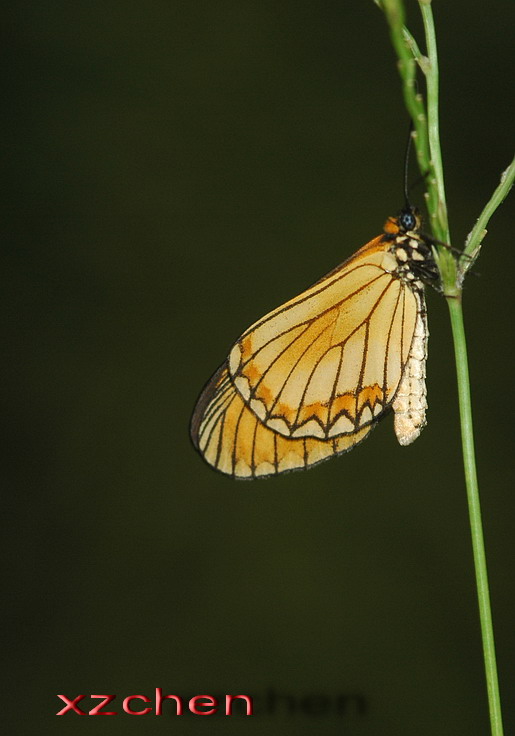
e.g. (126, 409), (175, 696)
(190, 206), (439, 479)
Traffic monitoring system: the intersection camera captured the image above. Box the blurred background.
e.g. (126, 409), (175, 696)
(4, 1), (514, 733)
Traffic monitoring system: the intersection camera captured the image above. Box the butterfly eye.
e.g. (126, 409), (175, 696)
(399, 210), (417, 231)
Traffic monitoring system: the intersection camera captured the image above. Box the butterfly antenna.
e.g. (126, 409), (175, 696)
(404, 120), (414, 210)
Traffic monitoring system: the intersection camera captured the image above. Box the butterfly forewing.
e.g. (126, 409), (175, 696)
(228, 239), (418, 440)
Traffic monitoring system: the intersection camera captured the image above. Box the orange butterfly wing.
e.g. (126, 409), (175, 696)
(191, 231), (427, 478)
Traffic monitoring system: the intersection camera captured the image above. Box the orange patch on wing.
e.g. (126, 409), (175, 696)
(254, 382), (274, 405)
(358, 384), (384, 411)
(240, 336), (254, 363)
(274, 401), (298, 425)
(330, 393), (357, 422)
(244, 362), (261, 384)
(297, 401), (330, 426)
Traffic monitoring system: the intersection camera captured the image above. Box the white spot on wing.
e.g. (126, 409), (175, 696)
(235, 459), (252, 477)
(291, 420), (326, 439)
(360, 406), (373, 424)
(329, 414), (355, 437)
(267, 417), (291, 437)
(234, 375), (251, 401)
(229, 344), (241, 376)
(254, 461), (276, 477)
(250, 398), (267, 421)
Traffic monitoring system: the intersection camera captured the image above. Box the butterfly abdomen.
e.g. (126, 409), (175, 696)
(392, 298), (428, 445)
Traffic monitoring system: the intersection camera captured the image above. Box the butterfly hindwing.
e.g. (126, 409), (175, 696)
(191, 364), (374, 478)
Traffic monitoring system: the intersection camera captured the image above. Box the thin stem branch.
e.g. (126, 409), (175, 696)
(460, 156), (515, 282)
(447, 297), (504, 736)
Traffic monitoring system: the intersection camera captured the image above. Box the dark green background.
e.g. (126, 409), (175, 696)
(4, 1), (514, 733)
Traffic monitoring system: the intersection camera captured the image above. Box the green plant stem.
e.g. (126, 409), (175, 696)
(376, 1), (507, 734)
(460, 157), (515, 281)
(447, 296), (504, 736)
(418, 0), (449, 244)
(414, 0), (456, 298)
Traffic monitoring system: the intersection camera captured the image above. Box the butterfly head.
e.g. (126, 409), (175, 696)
(381, 206), (439, 287)
(383, 206), (422, 238)
(397, 206), (421, 233)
